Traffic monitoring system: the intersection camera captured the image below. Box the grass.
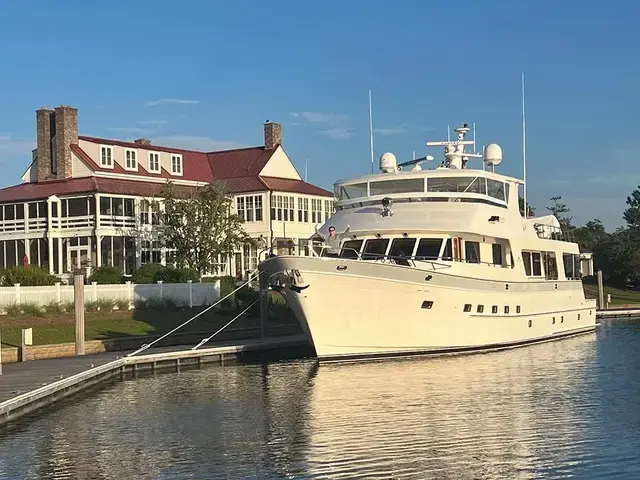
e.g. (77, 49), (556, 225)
(583, 282), (640, 305)
(0, 290), (298, 348)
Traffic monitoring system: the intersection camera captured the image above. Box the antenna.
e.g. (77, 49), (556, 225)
(369, 90), (374, 174)
(412, 150), (416, 160)
(521, 72), (527, 217)
(447, 125), (450, 141)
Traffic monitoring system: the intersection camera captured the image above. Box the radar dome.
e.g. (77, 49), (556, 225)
(483, 143), (503, 167)
(379, 152), (398, 173)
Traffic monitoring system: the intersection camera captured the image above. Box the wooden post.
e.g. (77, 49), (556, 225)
(20, 328), (32, 362)
(0, 330), (3, 375)
(74, 270), (85, 355)
(259, 270), (268, 338)
(597, 269), (604, 310)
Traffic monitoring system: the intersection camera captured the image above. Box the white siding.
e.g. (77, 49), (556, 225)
(259, 146), (301, 179)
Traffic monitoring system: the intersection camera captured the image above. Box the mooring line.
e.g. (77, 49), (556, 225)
(191, 297), (261, 350)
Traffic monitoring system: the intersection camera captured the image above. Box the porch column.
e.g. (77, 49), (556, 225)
(96, 235), (102, 268)
(24, 239), (30, 264)
(57, 237), (63, 274)
(95, 194), (101, 229)
(48, 236), (54, 274)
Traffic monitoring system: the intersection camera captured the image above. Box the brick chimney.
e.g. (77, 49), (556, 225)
(134, 138), (152, 145)
(264, 121), (282, 150)
(36, 107), (55, 182)
(54, 105), (78, 180)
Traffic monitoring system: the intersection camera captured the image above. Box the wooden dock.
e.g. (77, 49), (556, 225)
(0, 335), (312, 427)
(597, 308), (640, 319)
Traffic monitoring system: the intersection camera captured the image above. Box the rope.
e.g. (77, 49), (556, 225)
(191, 297), (261, 350)
(127, 273), (259, 357)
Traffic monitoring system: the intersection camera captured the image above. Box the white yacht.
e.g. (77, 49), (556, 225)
(258, 124), (597, 362)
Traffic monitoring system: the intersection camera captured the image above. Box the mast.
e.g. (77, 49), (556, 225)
(369, 90), (374, 174)
(521, 72), (528, 217)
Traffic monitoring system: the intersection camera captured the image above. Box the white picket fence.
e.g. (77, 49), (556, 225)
(0, 280), (221, 312)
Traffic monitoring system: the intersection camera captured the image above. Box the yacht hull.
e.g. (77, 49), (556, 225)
(259, 256), (598, 362)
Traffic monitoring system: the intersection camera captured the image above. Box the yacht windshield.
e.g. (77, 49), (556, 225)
(369, 178), (424, 196)
(427, 177), (486, 194)
(335, 183), (368, 201)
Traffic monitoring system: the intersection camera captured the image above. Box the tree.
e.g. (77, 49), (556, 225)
(573, 219), (608, 253)
(545, 195), (573, 231)
(623, 185), (640, 229)
(159, 181), (253, 275)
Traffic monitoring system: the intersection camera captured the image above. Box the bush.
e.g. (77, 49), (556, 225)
(45, 301), (64, 314)
(206, 275), (237, 307)
(89, 266), (124, 284)
(131, 263), (166, 284)
(131, 263), (200, 284)
(2, 266), (58, 286)
(21, 302), (44, 317)
(156, 267), (200, 284)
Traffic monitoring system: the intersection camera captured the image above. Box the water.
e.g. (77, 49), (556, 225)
(2, 320), (640, 479)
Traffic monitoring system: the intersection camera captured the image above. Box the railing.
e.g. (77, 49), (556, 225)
(53, 215), (94, 229)
(99, 215), (137, 229)
(26, 217), (47, 232)
(533, 223), (575, 243)
(0, 218), (27, 233)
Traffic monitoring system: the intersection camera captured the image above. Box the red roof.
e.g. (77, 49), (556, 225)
(261, 177), (333, 196)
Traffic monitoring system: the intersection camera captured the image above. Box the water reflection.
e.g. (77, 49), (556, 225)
(2, 323), (640, 479)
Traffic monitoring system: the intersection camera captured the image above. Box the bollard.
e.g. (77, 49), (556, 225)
(21, 328), (33, 362)
(74, 270), (85, 355)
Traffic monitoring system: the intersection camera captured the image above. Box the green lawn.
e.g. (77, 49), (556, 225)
(583, 283), (640, 305)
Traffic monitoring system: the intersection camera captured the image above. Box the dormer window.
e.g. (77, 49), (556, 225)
(171, 154), (182, 175)
(148, 152), (160, 173)
(124, 148), (137, 171)
(100, 146), (114, 168)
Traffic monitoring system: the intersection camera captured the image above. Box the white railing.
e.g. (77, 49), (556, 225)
(57, 215), (94, 229)
(0, 280), (220, 312)
(26, 217), (47, 231)
(0, 219), (26, 233)
(99, 215), (137, 229)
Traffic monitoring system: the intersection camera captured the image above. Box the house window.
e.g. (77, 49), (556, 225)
(100, 146), (113, 168)
(171, 154), (182, 175)
(283, 196), (290, 221)
(141, 240), (161, 265)
(324, 200), (333, 221)
(246, 196), (254, 222)
(124, 149), (137, 171)
(255, 195), (263, 221)
(148, 152), (160, 173)
(237, 197), (245, 221)
(140, 200), (160, 225)
(242, 244), (258, 271)
(311, 199), (323, 223)
(298, 198), (309, 222)
(288, 196), (294, 221)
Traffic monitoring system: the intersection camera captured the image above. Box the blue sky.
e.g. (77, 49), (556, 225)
(1, 0), (639, 230)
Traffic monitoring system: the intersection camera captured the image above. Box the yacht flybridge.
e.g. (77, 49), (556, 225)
(258, 124), (597, 362)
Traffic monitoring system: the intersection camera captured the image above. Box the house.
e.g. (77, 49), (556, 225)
(0, 105), (334, 279)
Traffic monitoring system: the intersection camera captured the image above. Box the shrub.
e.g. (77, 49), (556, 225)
(131, 263), (166, 284)
(21, 302), (44, 317)
(96, 298), (116, 311)
(5, 303), (21, 316)
(115, 299), (130, 311)
(89, 266), (124, 284)
(45, 301), (64, 314)
(156, 267), (200, 284)
(206, 275), (237, 308)
(2, 266), (57, 286)
(85, 301), (99, 312)
(235, 285), (260, 314)
(62, 301), (75, 313)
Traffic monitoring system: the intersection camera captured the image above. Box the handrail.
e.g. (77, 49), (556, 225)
(127, 272), (258, 357)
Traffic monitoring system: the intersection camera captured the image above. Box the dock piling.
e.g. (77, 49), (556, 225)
(74, 271), (85, 355)
(597, 270), (605, 310)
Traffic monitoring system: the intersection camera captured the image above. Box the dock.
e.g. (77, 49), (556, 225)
(597, 308), (640, 319)
(0, 335), (312, 427)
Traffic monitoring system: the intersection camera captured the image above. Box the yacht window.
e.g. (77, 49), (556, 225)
(464, 241), (481, 264)
(522, 251), (532, 275)
(415, 238), (443, 260)
(466, 177), (487, 195)
(369, 178), (424, 196)
(532, 252), (542, 276)
(573, 255), (581, 279)
(563, 253), (574, 279)
(335, 183), (368, 201)
(389, 238), (416, 258)
(442, 238), (453, 260)
(427, 177), (478, 193)
(362, 239), (390, 260)
(492, 244), (503, 265)
(543, 252), (558, 280)
(487, 180), (506, 202)
(340, 240), (362, 259)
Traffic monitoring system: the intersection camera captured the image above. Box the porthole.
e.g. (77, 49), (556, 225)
(516, 306), (521, 314)
(463, 304), (471, 312)
(504, 306), (510, 314)
(528, 319), (532, 328)
(552, 317), (556, 324)
(477, 305), (484, 313)
(492, 305), (498, 314)
(505, 284), (509, 291)
(561, 316), (564, 323)
(578, 313), (581, 320)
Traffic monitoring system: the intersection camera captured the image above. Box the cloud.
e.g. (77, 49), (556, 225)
(144, 99), (200, 107)
(374, 125), (408, 135)
(290, 112), (349, 127)
(108, 127), (152, 134)
(317, 128), (354, 140)
(137, 120), (168, 126)
(0, 134), (35, 157)
(151, 135), (244, 151)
